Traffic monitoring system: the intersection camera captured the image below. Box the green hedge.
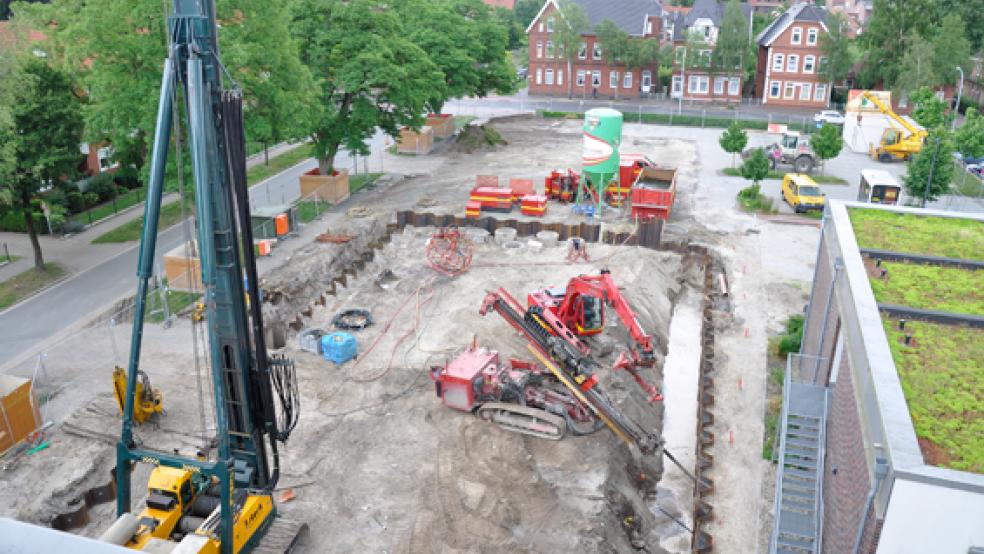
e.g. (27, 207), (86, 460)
(541, 110), (810, 132)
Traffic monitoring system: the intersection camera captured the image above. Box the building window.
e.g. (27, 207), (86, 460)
(623, 71), (632, 89)
(770, 80), (781, 98)
(578, 42), (587, 60)
(807, 28), (818, 45)
(787, 54), (799, 73)
(804, 55), (815, 74)
(592, 43), (602, 60)
(800, 83), (812, 101)
(610, 71), (619, 88)
(545, 68), (554, 85)
(671, 75), (683, 96)
(642, 70), (652, 87)
(791, 27), (802, 45)
(557, 69), (563, 86)
(536, 41), (543, 59)
(646, 20), (653, 35)
(576, 70), (586, 87)
(784, 82), (795, 99)
(688, 75), (708, 93)
(714, 76), (726, 94)
(97, 146), (117, 171)
(703, 25), (711, 40)
(538, 22), (543, 33)
(675, 46), (685, 64)
(546, 41), (554, 58)
(536, 68), (542, 85)
(728, 78), (740, 96)
(688, 75), (699, 93)
(772, 53), (784, 71)
(699, 49), (711, 67)
(547, 16), (554, 33)
(592, 71), (601, 87)
(818, 56), (829, 74)
(815, 83), (827, 102)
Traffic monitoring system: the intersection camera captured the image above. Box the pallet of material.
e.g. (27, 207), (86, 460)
(465, 200), (482, 218)
(520, 194), (547, 217)
(469, 187), (514, 212)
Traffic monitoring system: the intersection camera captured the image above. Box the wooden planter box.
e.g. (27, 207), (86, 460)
(397, 126), (434, 155)
(426, 114), (455, 138)
(0, 374), (42, 455)
(299, 168), (350, 204)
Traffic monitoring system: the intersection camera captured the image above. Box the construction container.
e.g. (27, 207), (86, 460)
(163, 240), (203, 292)
(299, 168), (350, 204)
(397, 126), (434, 155)
(426, 114), (455, 138)
(520, 194), (547, 217)
(255, 240), (273, 257)
(322, 332), (357, 365)
(630, 167), (678, 221)
(274, 213), (290, 236)
(299, 328), (326, 354)
(0, 375), (42, 455)
(582, 108), (622, 203)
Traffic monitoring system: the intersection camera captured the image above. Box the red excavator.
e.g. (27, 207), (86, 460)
(527, 270), (658, 398)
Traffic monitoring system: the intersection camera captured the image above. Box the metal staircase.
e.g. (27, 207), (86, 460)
(771, 360), (829, 554)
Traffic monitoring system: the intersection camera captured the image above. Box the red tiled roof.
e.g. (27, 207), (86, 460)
(483, 0), (515, 8)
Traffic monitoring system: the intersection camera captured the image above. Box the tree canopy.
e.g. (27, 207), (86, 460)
(819, 12), (854, 85)
(955, 108), (984, 158)
(811, 123), (844, 174)
(904, 130), (954, 204)
(713, 0), (747, 72)
(909, 87), (948, 129)
(719, 121), (747, 168)
(553, 0), (589, 98)
(1, 57), (84, 269)
(741, 148), (770, 186)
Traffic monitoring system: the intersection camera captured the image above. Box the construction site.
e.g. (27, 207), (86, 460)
(0, 106), (825, 553)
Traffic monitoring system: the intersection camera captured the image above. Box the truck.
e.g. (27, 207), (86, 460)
(629, 166), (677, 220)
(605, 153), (659, 205)
(743, 131), (818, 174)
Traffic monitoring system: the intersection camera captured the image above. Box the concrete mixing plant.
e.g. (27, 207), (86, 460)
(581, 108), (622, 212)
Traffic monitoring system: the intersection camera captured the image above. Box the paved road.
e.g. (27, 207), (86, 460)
(0, 223), (186, 367)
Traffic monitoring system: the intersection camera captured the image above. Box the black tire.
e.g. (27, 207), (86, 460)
(879, 152), (893, 163)
(794, 156), (813, 173)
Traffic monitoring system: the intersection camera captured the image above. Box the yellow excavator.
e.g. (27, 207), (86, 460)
(861, 91), (929, 162)
(112, 366), (163, 424)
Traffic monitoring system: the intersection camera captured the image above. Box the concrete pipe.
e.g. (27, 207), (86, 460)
(527, 240), (543, 254)
(502, 240), (524, 255)
(494, 228), (517, 245)
(466, 228), (490, 244)
(535, 230), (559, 247)
(99, 513), (139, 545)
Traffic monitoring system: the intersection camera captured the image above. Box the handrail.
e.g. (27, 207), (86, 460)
(769, 353), (795, 553)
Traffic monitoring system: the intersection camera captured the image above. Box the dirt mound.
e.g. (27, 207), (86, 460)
(452, 123), (508, 153)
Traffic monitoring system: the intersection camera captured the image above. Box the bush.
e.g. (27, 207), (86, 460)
(86, 172), (118, 202)
(777, 315), (805, 356)
(65, 190), (85, 213)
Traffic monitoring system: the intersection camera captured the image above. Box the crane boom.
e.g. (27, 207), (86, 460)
(860, 91), (928, 139)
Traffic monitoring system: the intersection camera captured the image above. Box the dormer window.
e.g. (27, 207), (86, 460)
(791, 27), (802, 45)
(547, 16), (554, 33)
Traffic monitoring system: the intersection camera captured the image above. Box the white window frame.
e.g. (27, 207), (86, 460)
(804, 55), (815, 74)
(646, 20), (653, 35)
(557, 69), (563, 86)
(714, 76), (726, 94)
(536, 68), (542, 85)
(610, 71), (619, 88)
(536, 41), (543, 59)
(784, 82), (795, 99)
(538, 22), (543, 33)
(671, 75), (683, 96)
(97, 146), (118, 171)
(815, 83), (827, 102)
(770, 80), (781, 98)
(578, 42), (587, 60)
(700, 76), (709, 93)
(791, 27), (802, 45)
(576, 70), (586, 87)
(773, 53), (785, 71)
(591, 71), (601, 87)
(623, 71), (632, 89)
(688, 75), (700, 93)
(545, 68), (554, 85)
(592, 42), (602, 60)
(787, 54), (799, 73)
(547, 16), (554, 33)
(728, 78), (740, 96)
(800, 83), (812, 101)
(807, 27), (818, 45)
(546, 41), (554, 58)
(642, 70), (653, 87)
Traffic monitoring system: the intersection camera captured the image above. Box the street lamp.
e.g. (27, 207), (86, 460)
(952, 66), (965, 131)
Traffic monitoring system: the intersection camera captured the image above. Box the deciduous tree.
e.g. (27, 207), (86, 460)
(1, 58), (84, 270)
(930, 14), (972, 87)
(909, 87), (947, 129)
(553, 0), (590, 99)
(811, 123), (844, 175)
(291, 0), (445, 174)
(741, 148), (770, 187)
(858, 0), (937, 88)
(719, 121), (747, 168)
(955, 108), (984, 158)
(713, 0), (747, 73)
(595, 19), (630, 100)
(904, 129), (954, 204)
(819, 12), (854, 86)
(894, 33), (938, 94)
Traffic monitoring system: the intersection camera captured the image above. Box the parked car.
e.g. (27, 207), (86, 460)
(516, 67), (528, 79)
(959, 153), (984, 166)
(965, 164), (983, 176)
(813, 110), (846, 125)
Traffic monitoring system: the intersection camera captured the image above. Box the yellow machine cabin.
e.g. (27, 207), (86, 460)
(860, 91), (928, 162)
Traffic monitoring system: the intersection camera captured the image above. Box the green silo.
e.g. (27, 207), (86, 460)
(581, 108), (623, 211)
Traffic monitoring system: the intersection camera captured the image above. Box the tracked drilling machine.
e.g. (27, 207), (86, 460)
(107, 0), (303, 552)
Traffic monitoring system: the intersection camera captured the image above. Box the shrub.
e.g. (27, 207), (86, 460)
(65, 190), (85, 213)
(86, 172), (118, 202)
(777, 315), (805, 356)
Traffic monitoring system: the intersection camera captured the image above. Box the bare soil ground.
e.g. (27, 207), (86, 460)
(0, 116), (821, 553)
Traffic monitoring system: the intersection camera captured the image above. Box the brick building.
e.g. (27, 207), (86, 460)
(771, 201), (984, 553)
(754, 2), (832, 108)
(668, 0), (752, 104)
(526, 0), (662, 100)
(827, 0), (872, 38)
(482, 0), (515, 9)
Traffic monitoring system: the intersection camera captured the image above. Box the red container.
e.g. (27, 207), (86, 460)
(629, 167), (677, 221)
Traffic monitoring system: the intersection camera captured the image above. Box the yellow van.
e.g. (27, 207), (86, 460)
(781, 173), (825, 213)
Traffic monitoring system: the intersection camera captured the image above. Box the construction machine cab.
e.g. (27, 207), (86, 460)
(578, 295), (603, 335)
(781, 132), (800, 149)
(882, 128), (901, 146)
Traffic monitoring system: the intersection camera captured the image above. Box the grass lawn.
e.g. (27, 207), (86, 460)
(67, 187), (145, 227)
(541, 110), (813, 132)
(144, 288), (200, 323)
(884, 318), (984, 473)
(0, 263), (67, 310)
(92, 200), (192, 244)
(722, 167), (848, 185)
(870, 261), (984, 316)
(850, 208), (984, 261)
(246, 144), (315, 185)
(1, 255), (21, 265)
